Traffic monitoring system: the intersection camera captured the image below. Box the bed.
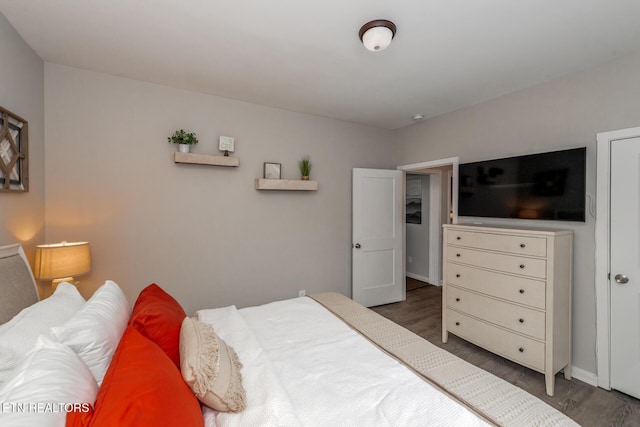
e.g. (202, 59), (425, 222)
(0, 243), (579, 426)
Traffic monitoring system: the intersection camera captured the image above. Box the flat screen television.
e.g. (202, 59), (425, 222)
(458, 147), (586, 222)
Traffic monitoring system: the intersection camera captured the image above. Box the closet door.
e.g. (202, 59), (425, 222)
(610, 136), (640, 399)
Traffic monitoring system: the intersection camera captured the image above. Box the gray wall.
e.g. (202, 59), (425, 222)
(0, 15), (45, 288)
(5, 9), (640, 379)
(43, 63), (394, 313)
(406, 174), (430, 281)
(393, 51), (640, 378)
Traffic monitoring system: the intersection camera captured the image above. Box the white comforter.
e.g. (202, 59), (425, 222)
(197, 297), (490, 427)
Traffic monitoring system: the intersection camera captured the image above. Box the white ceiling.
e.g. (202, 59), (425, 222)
(2, 1), (640, 130)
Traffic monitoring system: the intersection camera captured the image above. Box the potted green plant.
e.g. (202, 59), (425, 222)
(298, 155), (312, 180)
(168, 129), (198, 153)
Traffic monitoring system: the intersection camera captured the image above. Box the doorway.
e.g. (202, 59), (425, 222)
(595, 126), (640, 398)
(399, 157), (458, 289)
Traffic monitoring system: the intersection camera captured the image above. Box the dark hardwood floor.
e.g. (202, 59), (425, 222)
(406, 276), (429, 291)
(371, 285), (640, 427)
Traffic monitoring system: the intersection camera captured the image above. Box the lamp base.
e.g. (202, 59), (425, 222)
(51, 277), (76, 289)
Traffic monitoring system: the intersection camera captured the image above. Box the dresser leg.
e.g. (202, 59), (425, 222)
(545, 373), (555, 397)
(442, 329), (448, 343)
(563, 365), (572, 380)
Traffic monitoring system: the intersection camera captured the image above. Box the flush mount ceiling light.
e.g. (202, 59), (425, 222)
(358, 19), (397, 52)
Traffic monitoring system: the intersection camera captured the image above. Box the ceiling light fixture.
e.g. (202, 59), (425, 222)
(358, 19), (397, 52)
(412, 114), (425, 121)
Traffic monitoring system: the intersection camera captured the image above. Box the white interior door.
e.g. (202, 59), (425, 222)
(352, 168), (404, 307)
(610, 136), (640, 399)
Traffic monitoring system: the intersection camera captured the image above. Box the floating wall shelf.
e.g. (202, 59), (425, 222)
(255, 179), (318, 191)
(174, 152), (239, 167)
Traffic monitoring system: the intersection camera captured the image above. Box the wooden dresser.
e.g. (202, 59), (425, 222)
(442, 224), (573, 396)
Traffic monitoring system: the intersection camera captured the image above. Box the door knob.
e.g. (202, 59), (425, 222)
(614, 274), (629, 284)
(354, 243), (361, 249)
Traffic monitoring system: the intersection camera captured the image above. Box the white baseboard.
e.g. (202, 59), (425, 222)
(570, 366), (598, 387)
(406, 272), (430, 283)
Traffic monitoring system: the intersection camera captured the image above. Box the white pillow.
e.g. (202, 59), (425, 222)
(0, 336), (98, 427)
(0, 283), (85, 385)
(50, 280), (131, 386)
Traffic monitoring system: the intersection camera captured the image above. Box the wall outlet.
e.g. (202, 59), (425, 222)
(298, 290), (306, 297)
(408, 256), (413, 263)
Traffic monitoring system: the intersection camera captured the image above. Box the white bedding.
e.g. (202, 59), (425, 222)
(197, 297), (491, 427)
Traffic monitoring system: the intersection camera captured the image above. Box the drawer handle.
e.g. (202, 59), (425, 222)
(456, 236), (461, 240)
(519, 318), (524, 323)
(456, 274), (461, 278)
(519, 289), (525, 294)
(519, 264), (525, 269)
(520, 243), (526, 248)
(518, 347), (524, 353)
(455, 297), (461, 302)
(456, 253), (461, 257)
(455, 322), (460, 326)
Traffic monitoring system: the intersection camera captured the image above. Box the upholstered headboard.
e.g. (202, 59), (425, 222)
(0, 243), (39, 324)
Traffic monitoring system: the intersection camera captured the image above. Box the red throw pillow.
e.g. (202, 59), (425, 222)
(67, 327), (203, 427)
(128, 283), (186, 368)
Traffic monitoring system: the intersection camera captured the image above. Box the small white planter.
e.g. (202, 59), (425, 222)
(178, 144), (191, 153)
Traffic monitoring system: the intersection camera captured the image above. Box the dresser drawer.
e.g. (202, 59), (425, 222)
(448, 247), (546, 279)
(447, 230), (546, 257)
(446, 286), (545, 340)
(446, 310), (545, 372)
(446, 263), (546, 309)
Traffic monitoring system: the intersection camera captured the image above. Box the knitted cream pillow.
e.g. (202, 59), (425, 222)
(179, 317), (246, 412)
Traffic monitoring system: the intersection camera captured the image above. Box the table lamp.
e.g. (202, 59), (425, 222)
(34, 241), (91, 288)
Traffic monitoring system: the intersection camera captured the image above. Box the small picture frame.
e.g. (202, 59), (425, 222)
(218, 136), (234, 153)
(264, 162), (281, 179)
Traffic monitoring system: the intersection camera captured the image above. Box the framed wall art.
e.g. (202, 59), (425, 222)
(406, 174), (422, 224)
(0, 106), (28, 192)
(264, 162), (281, 179)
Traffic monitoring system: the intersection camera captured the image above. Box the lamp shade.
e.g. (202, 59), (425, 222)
(34, 241), (91, 281)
